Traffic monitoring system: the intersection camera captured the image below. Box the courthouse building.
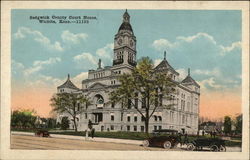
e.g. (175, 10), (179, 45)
(56, 10), (200, 134)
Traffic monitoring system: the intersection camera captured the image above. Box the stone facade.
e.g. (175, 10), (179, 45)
(56, 10), (200, 134)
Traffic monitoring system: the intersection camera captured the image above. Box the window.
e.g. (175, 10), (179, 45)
(158, 116), (162, 121)
(111, 115), (114, 121)
(127, 125), (130, 131)
(141, 126), (144, 132)
(77, 103), (80, 111)
(134, 126), (137, 131)
(111, 125), (114, 130)
(85, 113), (87, 119)
(154, 126), (157, 131)
(159, 126), (162, 130)
(141, 116), (145, 122)
(111, 102), (115, 108)
(154, 115), (157, 121)
(127, 116), (130, 122)
(134, 116), (137, 122)
(159, 94), (163, 106)
(128, 99), (132, 109)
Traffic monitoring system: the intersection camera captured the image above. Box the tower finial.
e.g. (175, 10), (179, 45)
(188, 68), (190, 76)
(98, 59), (102, 69)
(67, 74), (70, 79)
(164, 51), (166, 60)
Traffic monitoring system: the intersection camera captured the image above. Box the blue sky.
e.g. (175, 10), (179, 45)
(12, 9), (242, 92)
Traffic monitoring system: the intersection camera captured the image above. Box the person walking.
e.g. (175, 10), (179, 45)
(91, 128), (95, 138)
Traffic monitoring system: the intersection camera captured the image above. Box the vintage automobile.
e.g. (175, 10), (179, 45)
(187, 138), (226, 152)
(35, 129), (50, 137)
(142, 129), (180, 149)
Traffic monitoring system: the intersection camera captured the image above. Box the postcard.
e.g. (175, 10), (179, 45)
(1, 1), (249, 160)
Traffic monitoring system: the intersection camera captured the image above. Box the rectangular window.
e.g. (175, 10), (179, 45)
(134, 116), (137, 122)
(135, 99), (138, 108)
(111, 115), (114, 121)
(141, 126), (144, 132)
(159, 94), (163, 106)
(127, 125), (130, 131)
(141, 116), (145, 122)
(85, 113), (87, 119)
(134, 126), (137, 131)
(111, 102), (115, 108)
(154, 125), (157, 131)
(121, 112), (123, 121)
(128, 99), (132, 109)
(127, 116), (130, 122)
(159, 126), (162, 130)
(111, 125), (114, 130)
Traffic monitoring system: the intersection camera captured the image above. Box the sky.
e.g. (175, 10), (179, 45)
(11, 9), (242, 119)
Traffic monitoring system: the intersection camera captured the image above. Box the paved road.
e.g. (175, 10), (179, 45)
(11, 134), (241, 152)
(11, 134), (180, 150)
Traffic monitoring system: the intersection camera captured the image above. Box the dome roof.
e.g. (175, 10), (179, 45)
(118, 22), (133, 32)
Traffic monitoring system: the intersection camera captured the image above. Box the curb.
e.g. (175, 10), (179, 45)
(11, 131), (143, 145)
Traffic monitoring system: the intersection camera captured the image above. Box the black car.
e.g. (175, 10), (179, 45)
(35, 129), (50, 137)
(143, 129), (180, 149)
(187, 138), (226, 152)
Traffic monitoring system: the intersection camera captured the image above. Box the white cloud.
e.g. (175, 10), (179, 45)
(152, 39), (174, 51)
(61, 30), (88, 44)
(73, 52), (98, 69)
(193, 68), (221, 77)
(24, 57), (61, 76)
(219, 41), (241, 56)
(71, 72), (88, 88)
(177, 32), (217, 44)
(153, 59), (162, 67)
(176, 68), (188, 81)
(96, 43), (113, 58)
(198, 77), (223, 90)
(14, 27), (64, 52)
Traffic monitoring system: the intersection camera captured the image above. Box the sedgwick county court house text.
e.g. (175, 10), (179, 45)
(29, 15), (97, 24)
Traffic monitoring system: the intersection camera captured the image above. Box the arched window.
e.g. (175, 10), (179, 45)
(154, 115), (157, 121)
(158, 116), (162, 121)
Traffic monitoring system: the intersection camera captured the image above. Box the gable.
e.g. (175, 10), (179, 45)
(89, 82), (107, 89)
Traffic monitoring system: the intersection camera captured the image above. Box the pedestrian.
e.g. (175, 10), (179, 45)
(202, 130), (205, 136)
(91, 128), (95, 138)
(213, 131), (216, 138)
(210, 131), (213, 138)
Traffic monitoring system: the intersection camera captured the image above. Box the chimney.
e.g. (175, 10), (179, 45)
(188, 68), (190, 76)
(164, 51), (166, 60)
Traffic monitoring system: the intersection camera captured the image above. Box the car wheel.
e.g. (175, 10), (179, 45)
(143, 140), (149, 147)
(163, 141), (171, 149)
(219, 145), (226, 152)
(187, 143), (195, 151)
(210, 145), (219, 152)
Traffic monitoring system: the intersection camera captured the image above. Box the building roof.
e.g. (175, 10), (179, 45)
(118, 10), (133, 33)
(57, 74), (79, 90)
(154, 54), (179, 75)
(181, 69), (200, 87)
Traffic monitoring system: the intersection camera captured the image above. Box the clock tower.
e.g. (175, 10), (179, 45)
(113, 10), (137, 67)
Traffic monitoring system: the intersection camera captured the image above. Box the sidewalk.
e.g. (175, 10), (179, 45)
(11, 131), (143, 145)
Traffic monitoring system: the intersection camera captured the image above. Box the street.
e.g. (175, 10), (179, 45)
(11, 134), (178, 150)
(11, 134), (241, 151)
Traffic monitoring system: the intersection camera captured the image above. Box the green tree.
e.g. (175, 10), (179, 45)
(61, 116), (70, 130)
(50, 92), (91, 132)
(109, 57), (176, 133)
(224, 116), (232, 135)
(11, 109), (37, 128)
(235, 114), (242, 134)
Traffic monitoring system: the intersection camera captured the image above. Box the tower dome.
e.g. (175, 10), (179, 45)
(118, 9), (133, 33)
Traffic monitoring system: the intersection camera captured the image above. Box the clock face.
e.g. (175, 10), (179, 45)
(118, 39), (122, 45)
(130, 40), (133, 47)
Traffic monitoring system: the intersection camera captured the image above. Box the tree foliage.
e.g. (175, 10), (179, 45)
(50, 92), (91, 132)
(109, 57), (176, 133)
(11, 109), (37, 128)
(224, 116), (232, 135)
(235, 114), (242, 134)
(61, 116), (70, 130)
